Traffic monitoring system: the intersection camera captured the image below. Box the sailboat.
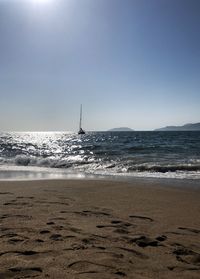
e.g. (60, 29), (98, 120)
(78, 104), (85, 135)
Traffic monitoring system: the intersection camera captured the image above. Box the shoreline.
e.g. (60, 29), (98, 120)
(0, 171), (200, 191)
(1, 162), (200, 181)
(0, 179), (200, 278)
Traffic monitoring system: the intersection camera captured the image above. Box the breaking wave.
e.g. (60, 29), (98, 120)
(0, 131), (200, 179)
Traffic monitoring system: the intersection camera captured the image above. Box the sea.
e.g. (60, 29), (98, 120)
(0, 131), (200, 180)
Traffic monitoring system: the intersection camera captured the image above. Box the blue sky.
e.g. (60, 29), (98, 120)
(0, 0), (200, 131)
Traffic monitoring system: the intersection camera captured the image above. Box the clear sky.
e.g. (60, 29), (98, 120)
(0, 0), (200, 131)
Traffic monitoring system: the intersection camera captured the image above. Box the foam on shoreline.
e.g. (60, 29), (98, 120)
(0, 165), (200, 191)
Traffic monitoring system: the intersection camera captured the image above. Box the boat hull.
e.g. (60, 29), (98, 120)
(78, 129), (85, 135)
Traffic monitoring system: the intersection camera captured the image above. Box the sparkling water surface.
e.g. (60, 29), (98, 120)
(0, 131), (200, 180)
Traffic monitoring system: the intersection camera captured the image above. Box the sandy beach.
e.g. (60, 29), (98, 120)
(0, 178), (200, 279)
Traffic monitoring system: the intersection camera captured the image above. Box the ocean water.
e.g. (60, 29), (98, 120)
(0, 131), (200, 180)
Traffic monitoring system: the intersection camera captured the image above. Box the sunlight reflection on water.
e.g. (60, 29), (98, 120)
(0, 131), (200, 180)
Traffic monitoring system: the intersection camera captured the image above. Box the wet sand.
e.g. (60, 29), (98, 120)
(0, 179), (200, 278)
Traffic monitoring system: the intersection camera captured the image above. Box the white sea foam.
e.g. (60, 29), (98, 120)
(0, 131), (200, 180)
(0, 164), (200, 181)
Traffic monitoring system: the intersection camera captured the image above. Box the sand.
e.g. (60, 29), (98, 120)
(0, 178), (200, 279)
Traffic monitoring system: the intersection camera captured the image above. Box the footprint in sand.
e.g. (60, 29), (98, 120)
(49, 234), (63, 241)
(173, 244), (200, 266)
(74, 210), (111, 218)
(0, 250), (39, 257)
(0, 233), (18, 239)
(0, 232), (29, 244)
(35, 201), (69, 206)
(7, 266), (43, 277)
(166, 227), (200, 236)
(68, 260), (127, 277)
(97, 220), (134, 235)
(0, 192), (13, 195)
(40, 230), (50, 234)
(35, 239), (44, 243)
(46, 221), (55, 225)
(168, 266), (200, 271)
(129, 235), (167, 247)
(155, 235), (167, 242)
(113, 246), (149, 260)
(68, 260), (115, 273)
(3, 201), (30, 206)
(129, 215), (154, 222)
(178, 227), (200, 234)
(0, 214), (32, 220)
(81, 237), (96, 245)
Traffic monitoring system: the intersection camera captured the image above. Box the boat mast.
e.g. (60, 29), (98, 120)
(79, 104), (82, 130)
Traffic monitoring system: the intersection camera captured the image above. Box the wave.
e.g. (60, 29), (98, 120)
(0, 155), (96, 169)
(127, 164), (200, 173)
(1, 155), (200, 176)
(0, 131), (200, 181)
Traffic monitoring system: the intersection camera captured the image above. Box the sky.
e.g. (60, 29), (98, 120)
(0, 0), (200, 131)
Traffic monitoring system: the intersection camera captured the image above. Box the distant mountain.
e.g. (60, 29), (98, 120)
(108, 127), (134, 132)
(155, 122), (200, 131)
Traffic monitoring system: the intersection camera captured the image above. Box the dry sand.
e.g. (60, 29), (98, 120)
(0, 179), (200, 279)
